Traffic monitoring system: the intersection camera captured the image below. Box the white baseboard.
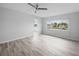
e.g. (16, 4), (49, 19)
(0, 34), (32, 44)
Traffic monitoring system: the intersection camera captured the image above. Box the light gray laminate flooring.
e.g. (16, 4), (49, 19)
(0, 35), (79, 56)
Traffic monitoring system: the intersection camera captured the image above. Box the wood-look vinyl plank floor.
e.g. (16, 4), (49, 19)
(0, 34), (79, 56)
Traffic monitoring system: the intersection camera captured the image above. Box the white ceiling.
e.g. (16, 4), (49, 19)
(0, 3), (79, 17)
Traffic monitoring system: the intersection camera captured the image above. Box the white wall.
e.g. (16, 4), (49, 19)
(42, 12), (79, 41)
(0, 7), (36, 43)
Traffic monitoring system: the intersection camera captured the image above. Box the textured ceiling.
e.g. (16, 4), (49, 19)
(0, 3), (79, 17)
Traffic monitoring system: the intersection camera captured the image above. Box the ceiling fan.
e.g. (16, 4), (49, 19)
(28, 3), (48, 13)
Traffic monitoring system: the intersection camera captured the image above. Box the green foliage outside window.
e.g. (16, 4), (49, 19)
(47, 22), (68, 30)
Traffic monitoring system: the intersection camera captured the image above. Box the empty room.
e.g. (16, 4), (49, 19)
(0, 3), (79, 56)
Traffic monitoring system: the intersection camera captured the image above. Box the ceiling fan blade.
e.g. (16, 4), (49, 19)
(28, 3), (36, 8)
(38, 8), (48, 10)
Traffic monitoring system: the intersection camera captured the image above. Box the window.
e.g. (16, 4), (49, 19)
(47, 19), (68, 30)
